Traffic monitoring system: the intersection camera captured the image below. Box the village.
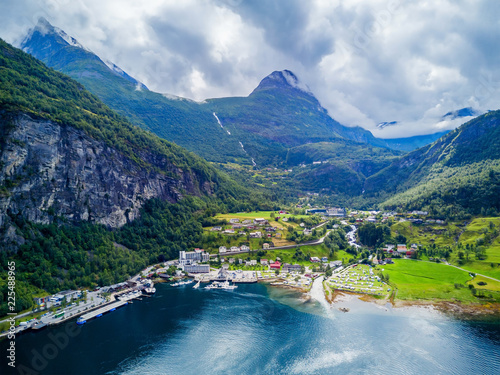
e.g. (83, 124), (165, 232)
(5, 206), (496, 338)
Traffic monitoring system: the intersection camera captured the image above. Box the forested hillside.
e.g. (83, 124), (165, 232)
(365, 111), (500, 218)
(0, 38), (275, 314)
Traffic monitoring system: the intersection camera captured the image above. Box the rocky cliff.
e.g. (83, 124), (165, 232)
(0, 112), (212, 228)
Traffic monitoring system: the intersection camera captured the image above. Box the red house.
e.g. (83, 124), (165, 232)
(270, 261), (281, 270)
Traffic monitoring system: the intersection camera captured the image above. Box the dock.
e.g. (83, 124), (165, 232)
(77, 300), (128, 324)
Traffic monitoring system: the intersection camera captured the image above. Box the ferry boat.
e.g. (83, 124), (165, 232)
(171, 280), (193, 287)
(205, 277), (237, 290)
(143, 287), (156, 294)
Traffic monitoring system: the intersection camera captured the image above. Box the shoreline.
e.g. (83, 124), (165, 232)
(328, 288), (500, 320)
(266, 277), (500, 320)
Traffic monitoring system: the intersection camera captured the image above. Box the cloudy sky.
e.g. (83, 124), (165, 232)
(1, 0), (499, 138)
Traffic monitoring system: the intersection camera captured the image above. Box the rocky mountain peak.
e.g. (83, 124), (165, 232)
(251, 69), (313, 96)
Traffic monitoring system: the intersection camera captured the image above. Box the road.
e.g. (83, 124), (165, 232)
(0, 290), (107, 338)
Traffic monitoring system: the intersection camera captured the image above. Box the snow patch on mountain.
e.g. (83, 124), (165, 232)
(104, 60), (125, 75)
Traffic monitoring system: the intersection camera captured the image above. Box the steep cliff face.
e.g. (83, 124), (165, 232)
(0, 112), (212, 228)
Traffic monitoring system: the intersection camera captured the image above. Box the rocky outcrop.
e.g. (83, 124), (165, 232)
(0, 113), (212, 228)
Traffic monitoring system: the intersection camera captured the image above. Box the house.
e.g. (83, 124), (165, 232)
(406, 251), (413, 257)
(254, 218), (267, 225)
(330, 260), (342, 268)
(33, 296), (50, 305)
(411, 244), (418, 251)
(282, 217), (289, 222)
(321, 257), (328, 263)
(211, 226), (222, 231)
(219, 246), (227, 254)
(283, 264), (301, 273)
(229, 218), (240, 224)
(232, 224), (242, 229)
(242, 219), (252, 225)
(265, 226), (276, 232)
(275, 232), (282, 238)
(246, 260), (257, 266)
(239, 231), (247, 236)
(229, 258), (235, 264)
(240, 245), (250, 251)
(310, 256), (320, 263)
(249, 231), (262, 238)
(383, 244), (395, 253)
(230, 246), (240, 252)
(270, 261), (281, 270)
(303, 229), (312, 235)
(224, 229), (235, 234)
(397, 244), (407, 253)
(260, 259), (269, 265)
(263, 243), (270, 249)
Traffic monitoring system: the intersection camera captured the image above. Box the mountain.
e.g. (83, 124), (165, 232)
(441, 107), (481, 121)
(381, 131), (450, 152)
(20, 19), (449, 169)
(0, 37), (242, 231)
(21, 18), (247, 164)
(364, 111), (500, 217)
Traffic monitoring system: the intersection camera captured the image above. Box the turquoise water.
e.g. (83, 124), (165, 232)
(3, 282), (500, 374)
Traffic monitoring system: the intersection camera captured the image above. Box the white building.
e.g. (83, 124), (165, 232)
(183, 264), (210, 273)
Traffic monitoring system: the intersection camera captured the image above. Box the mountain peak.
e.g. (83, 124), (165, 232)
(22, 17), (87, 53)
(441, 107), (481, 121)
(251, 70), (313, 96)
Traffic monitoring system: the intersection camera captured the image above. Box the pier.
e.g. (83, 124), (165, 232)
(77, 300), (128, 324)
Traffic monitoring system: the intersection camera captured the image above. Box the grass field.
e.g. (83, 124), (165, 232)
(381, 259), (476, 302)
(222, 244), (354, 267)
(455, 217), (500, 279)
(215, 211), (309, 230)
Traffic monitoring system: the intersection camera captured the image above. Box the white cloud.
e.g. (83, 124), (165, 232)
(0, 0), (499, 138)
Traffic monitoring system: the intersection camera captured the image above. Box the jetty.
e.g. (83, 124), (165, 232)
(77, 300), (128, 325)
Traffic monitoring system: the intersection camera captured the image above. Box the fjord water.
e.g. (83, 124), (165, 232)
(3, 283), (500, 375)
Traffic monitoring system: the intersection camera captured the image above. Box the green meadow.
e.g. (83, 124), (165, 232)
(456, 217), (500, 279)
(381, 259), (476, 302)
